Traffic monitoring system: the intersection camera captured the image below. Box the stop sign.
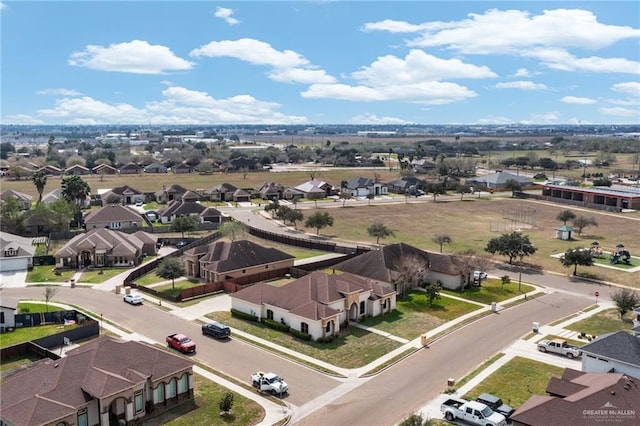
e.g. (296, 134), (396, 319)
(595, 291), (600, 297)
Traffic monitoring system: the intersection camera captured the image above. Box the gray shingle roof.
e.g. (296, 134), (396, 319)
(195, 239), (294, 274)
(580, 330), (640, 367)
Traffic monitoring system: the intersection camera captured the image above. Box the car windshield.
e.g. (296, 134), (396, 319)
(269, 376), (282, 383)
(480, 406), (493, 417)
(179, 337), (191, 343)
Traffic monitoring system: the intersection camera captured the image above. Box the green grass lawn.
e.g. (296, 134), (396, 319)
(0, 323), (78, 347)
(154, 280), (203, 297)
(78, 268), (128, 284)
(134, 271), (167, 286)
(205, 312), (400, 369)
(0, 354), (40, 373)
(591, 255), (638, 270)
(26, 265), (74, 283)
(566, 308), (634, 336)
(442, 279), (535, 305)
(17, 302), (64, 314)
(462, 356), (565, 408)
(151, 374), (264, 426)
(361, 290), (481, 340)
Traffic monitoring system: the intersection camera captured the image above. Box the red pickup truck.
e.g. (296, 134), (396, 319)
(166, 333), (196, 354)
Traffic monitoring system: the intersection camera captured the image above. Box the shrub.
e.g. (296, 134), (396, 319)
(219, 392), (234, 415)
(290, 328), (312, 341)
(261, 318), (290, 332)
(230, 308), (259, 322)
(501, 275), (511, 285)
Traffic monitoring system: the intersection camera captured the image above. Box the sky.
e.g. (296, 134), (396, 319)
(1, 1), (639, 126)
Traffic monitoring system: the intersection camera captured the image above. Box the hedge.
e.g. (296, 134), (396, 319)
(230, 308), (259, 322)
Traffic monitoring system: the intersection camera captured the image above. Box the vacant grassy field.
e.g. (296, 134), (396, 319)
(206, 312), (400, 369)
(462, 356), (565, 408)
(442, 279), (535, 304)
(294, 198), (640, 287)
(362, 290), (480, 340)
(566, 308), (634, 336)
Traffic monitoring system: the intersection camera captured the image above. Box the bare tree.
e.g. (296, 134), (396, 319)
(393, 255), (429, 297)
(44, 286), (59, 313)
(432, 234), (452, 253)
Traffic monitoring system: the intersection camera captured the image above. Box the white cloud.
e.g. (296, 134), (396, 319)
(530, 111), (560, 123)
(561, 96), (596, 105)
(361, 19), (427, 34)
(526, 47), (640, 74)
(0, 2), (7, 10)
(190, 38), (335, 84)
(214, 7), (239, 25)
(37, 88), (83, 96)
(476, 116), (513, 125)
(350, 113), (411, 125)
(69, 40), (194, 74)
(495, 81), (547, 90)
(31, 87), (308, 125)
(512, 68), (531, 77)
(599, 106), (639, 117)
(612, 82), (640, 96)
(2, 114), (44, 125)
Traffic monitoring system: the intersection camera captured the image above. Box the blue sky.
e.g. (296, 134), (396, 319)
(1, 1), (639, 126)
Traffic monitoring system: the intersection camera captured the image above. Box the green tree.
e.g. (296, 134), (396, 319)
(31, 200), (74, 232)
(219, 392), (234, 416)
(156, 257), (186, 290)
(572, 216), (598, 236)
(366, 193), (375, 205)
(264, 200), (279, 218)
(503, 179), (522, 197)
(275, 205), (293, 224)
(0, 197), (25, 233)
(424, 280), (442, 306)
(610, 288), (640, 319)
(559, 247), (593, 276)
(431, 234), (452, 253)
(367, 223), (394, 244)
(219, 220), (247, 241)
(44, 286), (59, 313)
(284, 209), (303, 229)
(485, 232), (536, 264)
(32, 170), (47, 205)
(61, 175), (90, 226)
(171, 215), (199, 238)
(557, 209), (576, 226)
(304, 211), (334, 235)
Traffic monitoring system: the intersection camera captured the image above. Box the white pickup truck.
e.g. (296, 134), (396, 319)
(537, 339), (582, 359)
(251, 372), (288, 396)
(441, 398), (507, 426)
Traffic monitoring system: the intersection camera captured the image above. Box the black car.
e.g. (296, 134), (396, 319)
(201, 322), (231, 339)
(476, 393), (515, 418)
(176, 241), (189, 249)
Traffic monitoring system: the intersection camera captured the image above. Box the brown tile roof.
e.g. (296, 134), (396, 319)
(232, 271), (395, 321)
(84, 204), (142, 224)
(54, 228), (149, 258)
(0, 336), (193, 426)
(334, 243), (431, 283)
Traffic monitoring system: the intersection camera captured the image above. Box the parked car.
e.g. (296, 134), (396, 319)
(251, 371), (288, 396)
(474, 270), (488, 280)
(537, 339), (582, 359)
(123, 293), (143, 305)
(475, 393), (515, 419)
(135, 199), (144, 207)
(166, 333), (196, 354)
(202, 322), (231, 339)
(176, 241), (189, 249)
(440, 398), (506, 426)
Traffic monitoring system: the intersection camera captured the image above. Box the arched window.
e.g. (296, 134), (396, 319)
(178, 373), (189, 394)
(301, 322), (309, 334)
(154, 383), (165, 403)
(167, 378), (177, 398)
(325, 321), (331, 333)
(267, 309), (274, 320)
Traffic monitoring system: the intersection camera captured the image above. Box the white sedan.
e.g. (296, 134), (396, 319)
(123, 293), (143, 305)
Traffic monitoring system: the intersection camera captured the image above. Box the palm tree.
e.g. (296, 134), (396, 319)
(32, 170), (47, 205)
(432, 234), (452, 253)
(61, 175), (91, 226)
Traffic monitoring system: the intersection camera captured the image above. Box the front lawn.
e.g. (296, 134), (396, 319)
(205, 312), (401, 369)
(361, 290), (481, 340)
(78, 268), (127, 284)
(26, 265), (74, 283)
(442, 279), (535, 305)
(0, 323), (78, 347)
(154, 279), (202, 297)
(18, 302), (62, 314)
(566, 308), (634, 336)
(134, 271), (167, 286)
(462, 356), (564, 408)
(153, 374), (264, 426)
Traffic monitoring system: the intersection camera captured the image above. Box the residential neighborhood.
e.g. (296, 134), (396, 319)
(1, 125), (639, 426)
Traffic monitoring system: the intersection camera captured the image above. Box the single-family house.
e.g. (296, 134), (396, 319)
(294, 180), (334, 199)
(0, 297), (18, 331)
(467, 171), (533, 189)
(580, 331), (640, 379)
(411, 159), (437, 174)
(0, 231), (35, 272)
(100, 185), (145, 205)
(42, 188), (90, 209)
(386, 176), (426, 194)
(203, 183), (238, 202)
(510, 368), (640, 426)
(54, 228), (156, 269)
(144, 162), (168, 174)
(84, 204), (144, 230)
(172, 162), (194, 174)
(344, 177), (387, 197)
(232, 188), (251, 203)
(65, 164), (90, 175)
(92, 163), (117, 175)
(1, 190), (33, 210)
(119, 162), (141, 175)
(333, 243), (431, 295)
(426, 251), (467, 290)
(255, 182), (286, 201)
(231, 271), (396, 341)
(157, 197), (221, 225)
(38, 164), (63, 176)
(156, 184), (190, 204)
(0, 336), (194, 426)
(183, 239), (294, 282)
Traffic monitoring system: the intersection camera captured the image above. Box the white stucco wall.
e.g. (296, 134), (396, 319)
(582, 354), (640, 379)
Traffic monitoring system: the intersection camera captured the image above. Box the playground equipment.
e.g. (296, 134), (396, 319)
(590, 242), (604, 259)
(610, 244), (632, 265)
